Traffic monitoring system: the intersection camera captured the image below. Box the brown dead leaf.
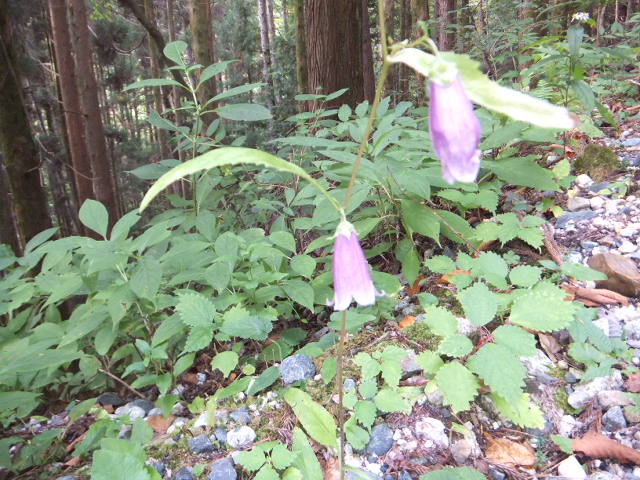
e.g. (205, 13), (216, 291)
(573, 431), (640, 465)
(181, 372), (199, 385)
(406, 275), (425, 296)
(323, 457), (341, 480)
(399, 316), (416, 329)
(437, 270), (471, 284)
(561, 283), (629, 307)
(147, 414), (175, 433)
(538, 333), (562, 360)
(65, 432), (86, 453)
(485, 435), (536, 467)
(626, 372), (640, 393)
(64, 456), (81, 467)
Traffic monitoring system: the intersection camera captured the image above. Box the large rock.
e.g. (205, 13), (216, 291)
(207, 457), (237, 480)
(588, 253), (640, 297)
(279, 355), (316, 384)
(366, 424), (394, 456)
(226, 426), (256, 449)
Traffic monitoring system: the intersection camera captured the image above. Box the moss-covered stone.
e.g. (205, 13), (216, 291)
(403, 322), (441, 350)
(574, 144), (621, 181)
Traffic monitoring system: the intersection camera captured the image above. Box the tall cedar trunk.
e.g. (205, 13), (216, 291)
(282, 0), (288, 33)
(145, 0), (170, 161)
(437, 0), (456, 50)
(412, 0), (429, 105)
(190, 0), (218, 127)
(258, 0), (276, 107)
(0, 157), (20, 253)
(456, 0), (470, 51)
(306, 0), (366, 109)
(383, 0), (398, 96)
(69, 0), (119, 223)
(293, 0), (307, 95)
(266, 0), (279, 101)
(0, 0), (52, 250)
(48, 0), (94, 223)
(362, 0), (375, 102)
(398, 0), (412, 101)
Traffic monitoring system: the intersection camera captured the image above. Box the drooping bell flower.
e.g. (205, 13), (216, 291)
(331, 218), (377, 311)
(429, 75), (482, 184)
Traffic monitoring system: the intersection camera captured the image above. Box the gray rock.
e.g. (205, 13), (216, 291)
(581, 240), (600, 250)
(207, 457), (237, 480)
(147, 408), (163, 417)
(115, 405), (146, 420)
(567, 197), (592, 211)
(173, 466), (195, 480)
(623, 138), (640, 148)
(188, 434), (215, 454)
(589, 182), (611, 193)
(598, 390), (634, 408)
(226, 426), (256, 449)
(366, 424), (394, 456)
(279, 355), (316, 384)
(230, 406), (250, 425)
(575, 174), (594, 188)
(451, 439), (474, 464)
(214, 428), (228, 444)
(128, 399), (155, 414)
(602, 406), (627, 431)
(556, 210), (598, 229)
(488, 467), (506, 480)
(415, 417), (449, 448)
(398, 471), (412, 480)
(565, 372), (578, 384)
(97, 392), (125, 407)
(568, 371), (624, 409)
(400, 350), (421, 376)
(344, 378), (356, 392)
(590, 473), (623, 480)
(148, 461), (167, 477)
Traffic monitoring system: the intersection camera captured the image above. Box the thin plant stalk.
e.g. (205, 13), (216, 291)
(336, 2), (393, 479)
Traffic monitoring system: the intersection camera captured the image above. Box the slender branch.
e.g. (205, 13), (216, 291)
(99, 368), (146, 399)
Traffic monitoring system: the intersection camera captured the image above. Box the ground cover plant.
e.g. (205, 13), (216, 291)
(1, 1), (640, 479)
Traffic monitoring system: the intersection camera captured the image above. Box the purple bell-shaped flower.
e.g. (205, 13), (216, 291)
(331, 218), (377, 311)
(429, 75), (482, 184)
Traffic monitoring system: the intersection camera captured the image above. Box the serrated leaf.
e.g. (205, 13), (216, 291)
(510, 281), (577, 332)
(434, 362), (478, 412)
(255, 465), (279, 480)
(354, 352), (381, 380)
(354, 401), (377, 429)
(211, 351), (239, 377)
(468, 344), (525, 403)
(425, 255), (457, 274)
(493, 325), (537, 357)
(271, 443), (297, 470)
(285, 388), (337, 448)
(176, 293), (217, 352)
(561, 262), (607, 281)
(358, 379), (378, 399)
(220, 307), (272, 340)
(470, 252), (508, 289)
(423, 306), (458, 337)
(456, 282), (497, 326)
(415, 351), (444, 374)
(345, 415), (370, 450)
(380, 346), (407, 387)
(491, 392), (545, 428)
(374, 388), (411, 414)
(509, 265), (541, 287)
(438, 334), (473, 358)
(236, 448), (267, 472)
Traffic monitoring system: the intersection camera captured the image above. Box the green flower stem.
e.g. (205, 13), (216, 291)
(336, 309), (347, 480)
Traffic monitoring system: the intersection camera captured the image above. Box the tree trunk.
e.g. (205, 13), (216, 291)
(398, 0), (412, 101)
(69, 0), (120, 223)
(412, 0), (430, 105)
(0, 157), (20, 254)
(362, 0), (375, 102)
(306, 0), (366, 109)
(258, 0), (276, 107)
(190, 0), (218, 127)
(282, 0), (288, 33)
(437, 0), (456, 50)
(145, 0), (170, 161)
(384, 0), (398, 96)
(0, 0), (52, 249)
(48, 0), (94, 224)
(293, 0), (307, 95)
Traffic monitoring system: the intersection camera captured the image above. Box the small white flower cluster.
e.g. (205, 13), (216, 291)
(572, 12), (590, 22)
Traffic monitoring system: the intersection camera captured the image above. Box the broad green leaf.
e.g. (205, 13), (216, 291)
(79, 199), (109, 238)
(380, 346), (407, 387)
(163, 40), (187, 64)
(374, 388), (411, 414)
(217, 103), (272, 121)
(551, 434), (574, 454)
(493, 325), (537, 357)
(509, 265), (541, 287)
(456, 282), (497, 326)
(358, 379), (378, 399)
(174, 353), (195, 377)
(491, 392), (545, 429)
(354, 400), (376, 429)
(467, 344), (526, 404)
(236, 448), (267, 472)
(91, 439), (151, 480)
(285, 388), (337, 448)
(425, 255), (456, 274)
(291, 428), (323, 480)
(400, 199), (440, 242)
(438, 334), (473, 358)
(177, 293), (217, 352)
(510, 281), (577, 332)
(290, 255), (316, 279)
(415, 351), (444, 375)
(434, 362), (478, 412)
(270, 231), (296, 252)
(354, 352), (381, 380)
(395, 238), (420, 285)
(130, 257), (162, 299)
(561, 262), (607, 281)
(246, 366), (280, 396)
(321, 357), (337, 384)
(423, 306), (458, 337)
(345, 415), (370, 450)
(211, 351), (239, 377)
(483, 158), (557, 191)
(282, 279), (315, 310)
(197, 60), (238, 89)
(220, 306), (272, 340)
(211, 82), (264, 101)
(271, 443), (297, 470)
(139, 147), (339, 214)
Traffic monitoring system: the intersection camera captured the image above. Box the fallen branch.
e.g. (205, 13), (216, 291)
(573, 431), (640, 465)
(561, 283), (629, 307)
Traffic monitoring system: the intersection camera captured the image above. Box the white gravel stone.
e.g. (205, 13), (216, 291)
(576, 174), (594, 188)
(559, 415), (577, 437)
(590, 197), (606, 210)
(414, 417), (448, 449)
(227, 426), (256, 449)
(568, 371), (624, 409)
(619, 240), (637, 253)
(567, 197), (591, 211)
(557, 455), (587, 479)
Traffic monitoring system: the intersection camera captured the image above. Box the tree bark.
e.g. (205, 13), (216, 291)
(0, 157), (20, 254)
(69, 0), (120, 222)
(437, 0), (456, 50)
(258, 0), (276, 107)
(0, 0), (52, 249)
(362, 0), (375, 102)
(190, 0), (218, 126)
(293, 0), (307, 95)
(305, 0), (366, 109)
(48, 0), (94, 227)
(282, 0), (288, 33)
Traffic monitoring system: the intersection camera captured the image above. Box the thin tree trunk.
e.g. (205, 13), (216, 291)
(190, 0), (218, 127)
(282, 0), (288, 32)
(266, 0), (280, 101)
(258, 0), (276, 107)
(384, 0), (398, 96)
(48, 0), (94, 221)
(0, 0), (52, 248)
(293, 0), (307, 95)
(0, 157), (20, 254)
(69, 0), (120, 222)
(362, 0), (375, 102)
(437, 0), (456, 50)
(398, 0), (412, 101)
(412, 0), (429, 105)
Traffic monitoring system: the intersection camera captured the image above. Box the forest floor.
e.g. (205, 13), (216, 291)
(11, 117), (640, 480)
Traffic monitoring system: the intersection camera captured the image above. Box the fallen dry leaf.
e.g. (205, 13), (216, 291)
(437, 270), (471, 284)
(573, 431), (640, 465)
(147, 414), (175, 433)
(406, 275), (425, 296)
(485, 435), (536, 467)
(323, 456), (341, 480)
(64, 456), (81, 467)
(561, 283), (629, 307)
(538, 333), (562, 360)
(626, 372), (640, 394)
(65, 432), (86, 453)
(399, 315), (416, 329)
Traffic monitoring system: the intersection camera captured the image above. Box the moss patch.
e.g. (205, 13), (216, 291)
(574, 144), (621, 181)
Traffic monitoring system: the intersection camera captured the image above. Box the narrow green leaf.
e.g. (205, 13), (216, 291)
(285, 388), (338, 448)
